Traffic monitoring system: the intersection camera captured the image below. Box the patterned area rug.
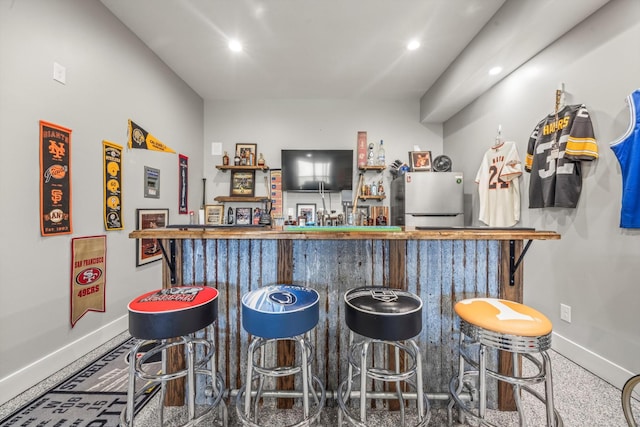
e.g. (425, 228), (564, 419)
(0, 337), (158, 427)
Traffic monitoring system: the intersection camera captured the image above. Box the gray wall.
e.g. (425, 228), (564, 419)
(0, 0), (203, 402)
(444, 0), (640, 389)
(203, 99), (443, 214)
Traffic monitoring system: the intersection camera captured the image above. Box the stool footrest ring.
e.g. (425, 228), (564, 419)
(448, 371), (564, 427)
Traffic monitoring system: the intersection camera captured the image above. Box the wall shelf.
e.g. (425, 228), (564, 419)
(358, 165), (386, 173)
(214, 196), (269, 203)
(216, 165), (269, 172)
(358, 195), (385, 201)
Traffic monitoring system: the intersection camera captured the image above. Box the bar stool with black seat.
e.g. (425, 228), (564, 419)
(337, 286), (431, 426)
(121, 286), (227, 427)
(447, 297), (563, 427)
(236, 284), (326, 426)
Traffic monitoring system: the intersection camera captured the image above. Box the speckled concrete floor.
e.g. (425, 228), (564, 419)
(1, 331), (638, 426)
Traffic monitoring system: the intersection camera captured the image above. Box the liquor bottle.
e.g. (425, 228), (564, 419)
(257, 153), (265, 166)
(222, 151), (229, 166)
(377, 140), (385, 166)
(367, 143), (375, 166)
(234, 152), (241, 166)
(377, 180), (384, 195)
(227, 207), (234, 224)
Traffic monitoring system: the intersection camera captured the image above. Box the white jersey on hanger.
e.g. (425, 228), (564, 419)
(475, 140), (523, 227)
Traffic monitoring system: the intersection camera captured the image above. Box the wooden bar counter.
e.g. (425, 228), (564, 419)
(129, 226), (559, 409)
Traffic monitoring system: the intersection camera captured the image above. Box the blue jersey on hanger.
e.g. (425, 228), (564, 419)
(610, 89), (640, 228)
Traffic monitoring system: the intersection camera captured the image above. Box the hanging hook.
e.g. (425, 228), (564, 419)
(555, 83), (565, 113)
(494, 124), (504, 147)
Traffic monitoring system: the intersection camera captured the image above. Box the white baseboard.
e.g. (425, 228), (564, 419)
(553, 331), (639, 399)
(0, 315), (128, 405)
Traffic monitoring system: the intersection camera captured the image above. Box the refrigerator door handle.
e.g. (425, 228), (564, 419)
(408, 213), (462, 217)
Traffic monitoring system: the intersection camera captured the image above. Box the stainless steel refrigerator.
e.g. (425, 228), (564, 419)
(390, 172), (464, 227)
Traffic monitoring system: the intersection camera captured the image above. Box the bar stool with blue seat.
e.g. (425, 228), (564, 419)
(337, 286), (431, 426)
(448, 297), (563, 427)
(121, 286), (227, 427)
(236, 284), (326, 426)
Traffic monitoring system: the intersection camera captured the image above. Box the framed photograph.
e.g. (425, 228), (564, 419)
(296, 203), (316, 224)
(409, 151), (432, 171)
(230, 170), (255, 197)
(235, 207), (252, 225)
(136, 208), (169, 266)
(205, 204), (224, 225)
(236, 143), (257, 166)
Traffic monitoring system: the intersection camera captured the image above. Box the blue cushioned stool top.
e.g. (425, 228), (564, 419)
(242, 284), (320, 339)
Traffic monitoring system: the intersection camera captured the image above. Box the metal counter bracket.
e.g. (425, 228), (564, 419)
(510, 239), (533, 286)
(157, 239), (177, 285)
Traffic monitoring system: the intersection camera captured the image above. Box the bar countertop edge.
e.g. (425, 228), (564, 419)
(129, 227), (561, 241)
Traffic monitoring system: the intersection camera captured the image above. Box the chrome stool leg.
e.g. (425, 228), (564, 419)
(337, 336), (430, 426)
(236, 334), (325, 426)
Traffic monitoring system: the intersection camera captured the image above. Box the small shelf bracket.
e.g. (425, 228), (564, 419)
(509, 239), (533, 286)
(157, 239), (177, 284)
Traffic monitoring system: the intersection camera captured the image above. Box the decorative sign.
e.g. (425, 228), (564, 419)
(40, 120), (72, 236)
(127, 119), (175, 153)
(103, 140), (123, 230)
(270, 169), (283, 218)
(144, 166), (160, 199)
(178, 154), (188, 214)
(70, 235), (106, 327)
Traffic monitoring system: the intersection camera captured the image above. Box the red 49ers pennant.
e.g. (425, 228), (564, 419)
(40, 120), (72, 236)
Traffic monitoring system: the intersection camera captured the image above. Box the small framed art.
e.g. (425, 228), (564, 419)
(235, 207), (252, 225)
(409, 151), (432, 171)
(230, 170), (255, 197)
(296, 203), (316, 224)
(205, 204), (224, 225)
(236, 143), (257, 166)
(136, 208), (168, 266)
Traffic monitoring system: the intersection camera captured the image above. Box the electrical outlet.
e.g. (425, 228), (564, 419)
(560, 303), (571, 323)
(53, 62), (66, 84)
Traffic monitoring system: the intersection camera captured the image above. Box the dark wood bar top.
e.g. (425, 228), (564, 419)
(129, 225), (560, 241)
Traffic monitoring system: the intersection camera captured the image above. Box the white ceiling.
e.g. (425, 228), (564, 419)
(100, 0), (611, 122)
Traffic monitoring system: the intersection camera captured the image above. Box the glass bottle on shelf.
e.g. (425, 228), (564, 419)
(377, 180), (384, 195)
(367, 143), (375, 166)
(377, 140), (385, 166)
(234, 152), (241, 166)
(257, 153), (265, 166)
(222, 151), (229, 166)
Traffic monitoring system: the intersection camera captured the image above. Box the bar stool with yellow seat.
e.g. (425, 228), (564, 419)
(447, 297), (563, 427)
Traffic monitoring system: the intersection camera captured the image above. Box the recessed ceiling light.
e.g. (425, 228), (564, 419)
(407, 40), (420, 51)
(228, 39), (243, 52)
(489, 66), (503, 75)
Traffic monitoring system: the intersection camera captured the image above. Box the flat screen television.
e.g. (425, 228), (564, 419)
(281, 149), (353, 192)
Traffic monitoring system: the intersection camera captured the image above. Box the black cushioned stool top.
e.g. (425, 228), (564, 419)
(344, 287), (423, 341)
(128, 286), (218, 340)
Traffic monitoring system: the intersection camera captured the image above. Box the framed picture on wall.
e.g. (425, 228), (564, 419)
(409, 151), (432, 171)
(204, 204), (224, 225)
(230, 170), (255, 197)
(296, 203), (316, 224)
(236, 143), (257, 166)
(135, 208), (169, 266)
(235, 207), (252, 225)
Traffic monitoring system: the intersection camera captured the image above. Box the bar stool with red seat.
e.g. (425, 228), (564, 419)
(120, 286), (227, 427)
(447, 297), (563, 427)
